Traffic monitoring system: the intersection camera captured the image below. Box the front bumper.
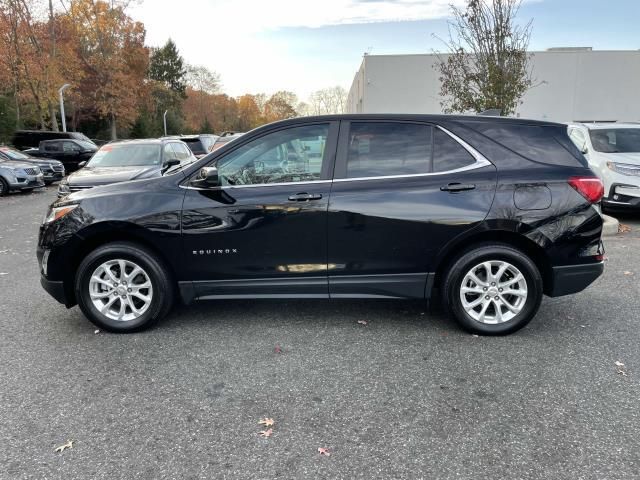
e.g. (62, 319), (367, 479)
(40, 276), (70, 305)
(548, 261), (604, 297)
(603, 183), (640, 209)
(10, 174), (45, 191)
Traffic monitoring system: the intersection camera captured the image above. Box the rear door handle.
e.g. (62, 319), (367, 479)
(288, 192), (323, 201)
(440, 183), (476, 192)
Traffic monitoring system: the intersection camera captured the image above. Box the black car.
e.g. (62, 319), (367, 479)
(25, 139), (98, 171)
(0, 146), (65, 184)
(37, 114), (605, 335)
(58, 139), (197, 197)
(12, 129), (95, 151)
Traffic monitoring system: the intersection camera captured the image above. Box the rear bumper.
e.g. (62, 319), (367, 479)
(548, 262), (604, 297)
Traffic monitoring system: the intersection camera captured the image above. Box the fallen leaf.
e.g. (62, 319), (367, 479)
(318, 447), (331, 456)
(274, 345), (283, 354)
(618, 223), (632, 234)
(54, 440), (73, 453)
(472, 334), (479, 338)
(615, 361), (625, 367)
(623, 271), (634, 276)
(357, 320), (368, 326)
(258, 418), (275, 427)
(94, 329), (100, 335)
(259, 428), (273, 438)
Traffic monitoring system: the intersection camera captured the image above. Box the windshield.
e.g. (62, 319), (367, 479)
(0, 147), (29, 160)
(589, 128), (640, 153)
(88, 144), (162, 167)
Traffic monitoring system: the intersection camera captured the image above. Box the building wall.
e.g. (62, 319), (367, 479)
(346, 50), (640, 122)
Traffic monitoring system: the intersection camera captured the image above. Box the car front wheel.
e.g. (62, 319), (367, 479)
(443, 244), (543, 335)
(75, 242), (174, 332)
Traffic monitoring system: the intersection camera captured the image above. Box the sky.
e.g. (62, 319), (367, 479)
(129, 0), (640, 100)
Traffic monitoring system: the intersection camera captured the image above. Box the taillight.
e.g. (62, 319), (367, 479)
(568, 176), (604, 203)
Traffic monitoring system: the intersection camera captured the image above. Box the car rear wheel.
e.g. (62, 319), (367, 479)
(442, 243), (543, 335)
(0, 178), (8, 196)
(75, 242), (174, 333)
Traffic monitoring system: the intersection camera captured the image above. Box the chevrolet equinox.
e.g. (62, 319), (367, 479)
(38, 115), (605, 335)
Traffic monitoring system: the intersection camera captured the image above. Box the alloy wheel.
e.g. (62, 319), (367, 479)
(88, 259), (153, 322)
(459, 260), (528, 324)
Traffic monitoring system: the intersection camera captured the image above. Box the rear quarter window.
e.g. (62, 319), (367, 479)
(464, 122), (588, 168)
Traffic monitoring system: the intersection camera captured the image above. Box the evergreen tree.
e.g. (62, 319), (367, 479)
(148, 39), (187, 97)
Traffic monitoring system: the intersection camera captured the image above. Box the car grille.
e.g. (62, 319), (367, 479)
(69, 185), (93, 192)
(24, 167), (39, 175)
(52, 165), (64, 173)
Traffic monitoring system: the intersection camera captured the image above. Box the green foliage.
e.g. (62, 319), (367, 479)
(148, 39), (187, 97)
(0, 95), (17, 144)
(437, 0), (533, 115)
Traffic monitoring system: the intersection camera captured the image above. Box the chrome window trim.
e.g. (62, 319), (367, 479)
(180, 179), (332, 191)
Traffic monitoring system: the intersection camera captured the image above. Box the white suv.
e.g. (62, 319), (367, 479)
(567, 123), (640, 210)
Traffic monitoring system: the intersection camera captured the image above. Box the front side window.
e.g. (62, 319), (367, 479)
(44, 143), (60, 152)
(346, 122), (431, 178)
(589, 128), (640, 153)
(216, 124), (329, 186)
(172, 143), (192, 161)
(63, 141), (81, 152)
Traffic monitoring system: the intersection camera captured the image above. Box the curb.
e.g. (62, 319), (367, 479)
(602, 214), (619, 237)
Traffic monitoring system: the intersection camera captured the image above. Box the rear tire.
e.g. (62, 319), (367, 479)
(75, 242), (174, 333)
(442, 243), (543, 335)
(0, 178), (9, 196)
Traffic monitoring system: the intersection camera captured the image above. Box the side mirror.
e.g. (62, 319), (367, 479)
(162, 158), (180, 171)
(190, 166), (219, 188)
(78, 161), (87, 168)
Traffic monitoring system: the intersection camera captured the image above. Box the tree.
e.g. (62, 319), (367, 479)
(436, 0), (533, 115)
(66, 0), (149, 139)
(308, 86), (347, 115)
(149, 39), (186, 96)
(185, 64), (220, 95)
(264, 91), (298, 123)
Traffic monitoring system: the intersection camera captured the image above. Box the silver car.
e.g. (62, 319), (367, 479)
(0, 159), (45, 196)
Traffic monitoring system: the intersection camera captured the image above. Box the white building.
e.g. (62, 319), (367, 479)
(347, 48), (640, 123)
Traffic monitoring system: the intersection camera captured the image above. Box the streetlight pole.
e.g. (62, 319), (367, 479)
(58, 84), (71, 132)
(163, 110), (168, 136)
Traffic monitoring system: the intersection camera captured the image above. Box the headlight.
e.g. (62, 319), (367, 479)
(58, 181), (70, 193)
(606, 161), (640, 176)
(44, 204), (78, 224)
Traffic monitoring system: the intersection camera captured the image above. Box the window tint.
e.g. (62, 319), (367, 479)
(63, 141), (80, 152)
(44, 142), (59, 152)
(346, 122), (431, 178)
(216, 124), (329, 186)
(433, 129), (475, 172)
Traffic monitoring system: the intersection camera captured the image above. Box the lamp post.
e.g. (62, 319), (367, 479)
(58, 84), (71, 132)
(163, 110), (168, 136)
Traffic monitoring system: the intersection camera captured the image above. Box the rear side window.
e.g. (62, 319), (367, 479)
(346, 122), (431, 178)
(433, 129), (475, 172)
(466, 122), (587, 167)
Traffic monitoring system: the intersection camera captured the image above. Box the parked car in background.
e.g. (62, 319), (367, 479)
(12, 130), (95, 151)
(0, 157), (44, 196)
(168, 134), (218, 158)
(58, 138), (196, 197)
(568, 123), (640, 210)
(24, 139), (98, 172)
(39, 114), (604, 335)
(211, 132), (244, 151)
(0, 146), (65, 184)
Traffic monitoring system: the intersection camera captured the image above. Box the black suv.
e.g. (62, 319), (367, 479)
(38, 115), (605, 335)
(12, 130), (95, 151)
(26, 139), (98, 171)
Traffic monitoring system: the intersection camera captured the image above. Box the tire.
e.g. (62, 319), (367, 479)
(442, 243), (543, 335)
(75, 242), (174, 333)
(0, 177), (9, 196)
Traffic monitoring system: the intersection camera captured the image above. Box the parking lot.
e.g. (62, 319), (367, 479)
(1, 186), (639, 479)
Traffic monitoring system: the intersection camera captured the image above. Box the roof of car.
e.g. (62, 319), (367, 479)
(265, 114), (568, 129)
(569, 122), (640, 130)
(99, 138), (186, 147)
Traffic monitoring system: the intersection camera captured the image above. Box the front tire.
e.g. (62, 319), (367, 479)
(442, 243), (543, 335)
(0, 178), (9, 196)
(75, 242), (174, 333)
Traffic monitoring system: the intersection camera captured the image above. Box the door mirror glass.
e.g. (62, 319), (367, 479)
(190, 166), (219, 188)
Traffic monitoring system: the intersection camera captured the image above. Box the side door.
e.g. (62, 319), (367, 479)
(181, 122), (338, 298)
(327, 120), (497, 299)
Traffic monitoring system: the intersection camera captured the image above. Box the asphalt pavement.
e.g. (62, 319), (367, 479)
(1, 187), (639, 479)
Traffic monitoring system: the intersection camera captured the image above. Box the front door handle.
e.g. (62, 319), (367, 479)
(288, 192), (323, 201)
(440, 183), (476, 192)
